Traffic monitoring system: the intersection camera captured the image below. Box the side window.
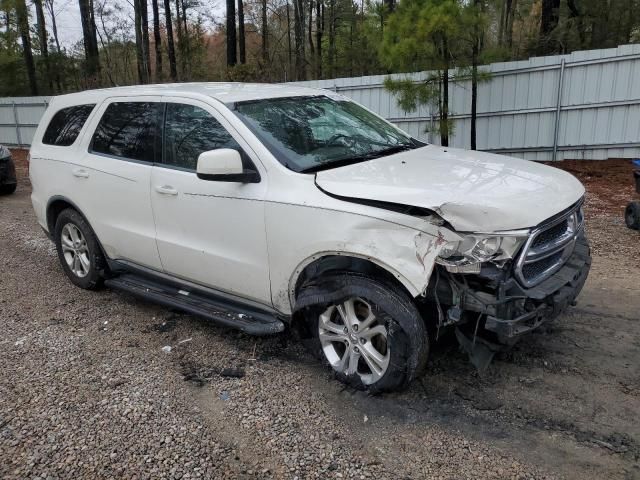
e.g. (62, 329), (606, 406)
(163, 103), (242, 171)
(42, 104), (95, 146)
(91, 102), (161, 162)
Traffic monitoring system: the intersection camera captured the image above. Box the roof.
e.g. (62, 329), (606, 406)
(51, 82), (329, 106)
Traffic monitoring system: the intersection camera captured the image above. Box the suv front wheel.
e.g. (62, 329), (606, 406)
(54, 209), (105, 289)
(299, 274), (429, 393)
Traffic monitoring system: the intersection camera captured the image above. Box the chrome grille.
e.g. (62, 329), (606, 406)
(515, 202), (584, 288)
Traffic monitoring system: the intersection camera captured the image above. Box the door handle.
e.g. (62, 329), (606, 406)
(72, 168), (89, 178)
(155, 185), (178, 196)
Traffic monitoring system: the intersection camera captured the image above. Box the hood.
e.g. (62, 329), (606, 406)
(315, 145), (585, 232)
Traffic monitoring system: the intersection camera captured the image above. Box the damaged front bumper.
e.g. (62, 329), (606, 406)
(429, 233), (591, 344)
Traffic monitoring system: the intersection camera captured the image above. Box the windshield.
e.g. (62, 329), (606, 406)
(231, 95), (420, 172)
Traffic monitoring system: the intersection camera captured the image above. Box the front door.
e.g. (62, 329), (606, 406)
(150, 98), (271, 305)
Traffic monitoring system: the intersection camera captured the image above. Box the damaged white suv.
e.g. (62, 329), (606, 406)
(30, 83), (590, 392)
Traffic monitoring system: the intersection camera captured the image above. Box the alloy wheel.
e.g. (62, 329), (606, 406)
(60, 223), (91, 278)
(318, 297), (390, 385)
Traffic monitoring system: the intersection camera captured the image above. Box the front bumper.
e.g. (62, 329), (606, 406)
(430, 233), (591, 344)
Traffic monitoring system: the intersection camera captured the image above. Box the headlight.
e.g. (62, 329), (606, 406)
(436, 233), (527, 273)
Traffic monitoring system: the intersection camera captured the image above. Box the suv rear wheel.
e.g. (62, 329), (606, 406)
(299, 274), (429, 393)
(54, 209), (105, 289)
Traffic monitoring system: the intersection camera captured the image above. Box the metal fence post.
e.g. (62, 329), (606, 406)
(552, 59), (566, 161)
(12, 101), (23, 148)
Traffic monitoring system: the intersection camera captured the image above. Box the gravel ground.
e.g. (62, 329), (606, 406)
(1, 153), (639, 479)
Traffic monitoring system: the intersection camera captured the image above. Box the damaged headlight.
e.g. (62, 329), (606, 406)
(436, 233), (527, 273)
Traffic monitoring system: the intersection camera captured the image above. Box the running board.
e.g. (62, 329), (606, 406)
(105, 273), (285, 335)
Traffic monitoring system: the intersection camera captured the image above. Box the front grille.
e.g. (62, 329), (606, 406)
(515, 202), (584, 288)
(530, 219), (569, 249)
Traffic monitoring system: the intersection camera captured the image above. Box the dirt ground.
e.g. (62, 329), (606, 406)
(1, 151), (639, 479)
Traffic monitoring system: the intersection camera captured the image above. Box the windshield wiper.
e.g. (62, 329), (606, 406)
(300, 144), (415, 174)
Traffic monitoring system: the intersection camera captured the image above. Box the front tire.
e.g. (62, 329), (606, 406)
(299, 274), (429, 393)
(54, 209), (105, 289)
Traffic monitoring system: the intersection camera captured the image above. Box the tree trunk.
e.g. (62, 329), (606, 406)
(261, 0), (268, 70)
(226, 0), (237, 66)
(134, 0), (150, 83)
(164, 0), (178, 80)
(44, 0), (62, 52)
(293, 0), (306, 80)
(308, 0), (314, 60)
(566, 0), (586, 48)
(328, 0), (335, 78)
(470, 0), (479, 150)
(16, 0), (38, 95)
(152, 0), (162, 79)
(34, 0), (53, 92)
(142, 0), (151, 80)
(286, 1), (292, 79)
(504, 0), (514, 49)
(440, 37), (449, 147)
(238, 0), (246, 64)
(316, 0), (322, 78)
(539, 0), (560, 53)
(78, 0), (101, 80)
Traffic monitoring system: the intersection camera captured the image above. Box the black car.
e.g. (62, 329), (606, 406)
(0, 145), (17, 195)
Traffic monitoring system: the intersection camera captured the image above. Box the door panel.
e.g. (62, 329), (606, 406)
(151, 98), (270, 304)
(75, 99), (163, 270)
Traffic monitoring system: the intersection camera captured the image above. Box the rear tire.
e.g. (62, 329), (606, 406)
(54, 209), (105, 289)
(298, 274), (429, 394)
(625, 201), (640, 230)
(0, 183), (16, 195)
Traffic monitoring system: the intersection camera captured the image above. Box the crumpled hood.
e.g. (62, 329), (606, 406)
(315, 145), (585, 232)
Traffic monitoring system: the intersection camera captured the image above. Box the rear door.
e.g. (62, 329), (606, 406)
(76, 98), (164, 270)
(150, 97), (271, 304)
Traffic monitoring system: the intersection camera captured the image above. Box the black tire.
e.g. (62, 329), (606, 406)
(625, 201), (640, 230)
(0, 183), (16, 195)
(297, 273), (429, 394)
(54, 208), (105, 289)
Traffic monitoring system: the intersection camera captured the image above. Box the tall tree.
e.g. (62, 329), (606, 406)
(34, 0), (53, 92)
(539, 0), (560, 53)
(44, 0), (62, 52)
(163, 0), (178, 80)
(151, 0), (162, 79)
(293, 0), (305, 80)
(261, 0), (268, 70)
(238, 0), (246, 64)
(381, 0), (464, 146)
(78, 0), (100, 79)
(315, 0), (323, 78)
(226, 0), (237, 66)
(16, 0), (38, 94)
(134, 0), (151, 83)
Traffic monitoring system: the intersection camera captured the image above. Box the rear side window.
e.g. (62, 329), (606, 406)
(91, 102), (161, 162)
(163, 103), (241, 170)
(42, 104), (95, 146)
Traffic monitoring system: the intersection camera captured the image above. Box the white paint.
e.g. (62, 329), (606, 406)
(316, 144), (585, 231)
(29, 83), (585, 317)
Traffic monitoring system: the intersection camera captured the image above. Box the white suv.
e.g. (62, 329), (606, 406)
(29, 83), (590, 392)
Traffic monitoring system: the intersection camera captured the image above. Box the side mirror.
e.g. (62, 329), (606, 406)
(196, 149), (260, 183)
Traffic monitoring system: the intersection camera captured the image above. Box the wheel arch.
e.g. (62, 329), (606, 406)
(46, 196), (110, 269)
(288, 252), (421, 312)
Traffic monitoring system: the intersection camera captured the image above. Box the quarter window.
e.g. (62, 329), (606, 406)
(91, 102), (161, 162)
(42, 104), (95, 146)
(163, 103), (241, 171)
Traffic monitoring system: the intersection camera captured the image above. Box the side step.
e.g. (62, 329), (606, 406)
(105, 273), (285, 335)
